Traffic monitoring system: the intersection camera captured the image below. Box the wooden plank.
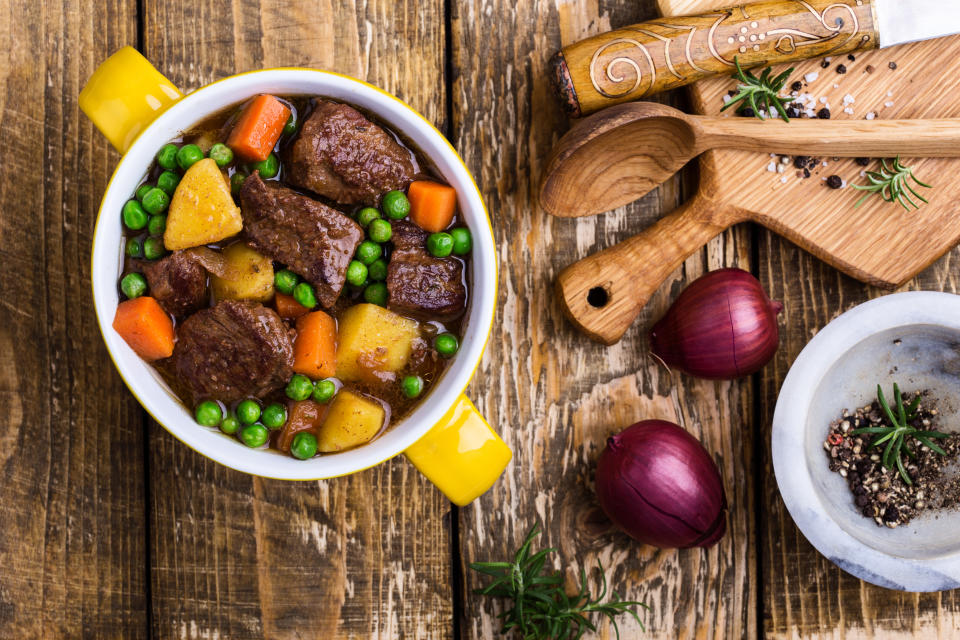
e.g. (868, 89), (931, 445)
(451, 1), (756, 638)
(758, 237), (960, 638)
(0, 0), (149, 638)
(141, 1), (452, 638)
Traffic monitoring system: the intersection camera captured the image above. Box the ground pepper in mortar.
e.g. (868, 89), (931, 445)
(824, 389), (960, 527)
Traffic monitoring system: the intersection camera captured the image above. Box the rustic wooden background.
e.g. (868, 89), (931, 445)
(2, 0), (960, 638)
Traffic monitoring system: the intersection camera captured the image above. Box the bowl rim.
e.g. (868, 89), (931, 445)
(772, 290), (960, 591)
(91, 67), (497, 480)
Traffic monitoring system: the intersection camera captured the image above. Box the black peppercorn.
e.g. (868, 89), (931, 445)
(791, 80), (803, 92)
(826, 175), (843, 189)
(786, 106), (800, 119)
(855, 157), (871, 167)
(836, 64), (847, 74)
(883, 505), (900, 523)
(821, 59), (830, 68)
(803, 168), (811, 178)
(847, 54), (856, 62)
(794, 155), (810, 169)
(817, 108), (831, 119)
(738, 107), (755, 118)
(889, 61), (898, 70)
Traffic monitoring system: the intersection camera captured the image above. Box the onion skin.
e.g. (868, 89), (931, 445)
(595, 421), (727, 549)
(649, 268), (783, 379)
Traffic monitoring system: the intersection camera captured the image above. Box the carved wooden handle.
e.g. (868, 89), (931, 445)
(552, 0), (878, 117)
(556, 196), (745, 344)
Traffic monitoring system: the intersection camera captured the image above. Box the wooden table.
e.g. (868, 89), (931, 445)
(3, 0), (960, 638)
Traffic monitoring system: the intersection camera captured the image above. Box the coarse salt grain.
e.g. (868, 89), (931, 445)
(887, 90), (893, 97)
(860, 170), (867, 177)
(767, 162), (777, 172)
(833, 83), (840, 89)
(843, 94), (855, 104)
(822, 161), (829, 167)
(844, 107), (855, 115)
(780, 176), (788, 183)
(866, 112), (876, 120)
(723, 94), (732, 104)
(885, 101), (894, 107)
(820, 96), (829, 104)
(825, 57), (832, 62)
(804, 71), (819, 83)
(777, 164), (785, 174)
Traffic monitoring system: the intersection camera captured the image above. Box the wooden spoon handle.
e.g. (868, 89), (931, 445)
(556, 196), (743, 345)
(552, 0), (877, 117)
(698, 117), (960, 156)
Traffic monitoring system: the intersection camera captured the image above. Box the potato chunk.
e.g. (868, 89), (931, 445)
(165, 158), (242, 250)
(317, 390), (385, 452)
(210, 243), (274, 302)
(335, 304), (419, 381)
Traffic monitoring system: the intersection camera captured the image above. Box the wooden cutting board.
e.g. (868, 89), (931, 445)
(651, 0), (960, 288)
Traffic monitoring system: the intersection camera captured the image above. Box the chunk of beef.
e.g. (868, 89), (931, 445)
(171, 300), (293, 405)
(285, 99), (416, 205)
(386, 221), (466, 321)
(240, 172), (363, 309)
(142, 251), (208, 319)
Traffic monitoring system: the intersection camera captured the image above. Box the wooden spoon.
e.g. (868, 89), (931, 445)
(541, 102), (960, 218)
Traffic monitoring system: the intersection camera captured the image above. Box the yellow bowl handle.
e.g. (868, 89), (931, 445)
(79, 47), (182, 154)
(404, 395), (511, 506)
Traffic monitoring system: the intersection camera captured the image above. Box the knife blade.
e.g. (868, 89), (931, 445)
(552, 0), (960, 118)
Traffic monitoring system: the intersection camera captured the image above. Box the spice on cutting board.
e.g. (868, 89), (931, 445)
(824, 385), (960, 528)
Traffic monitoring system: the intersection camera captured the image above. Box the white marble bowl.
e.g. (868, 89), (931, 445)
(773, 291), (960, 591)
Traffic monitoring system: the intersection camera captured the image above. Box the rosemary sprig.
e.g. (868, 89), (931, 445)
(850, 383), (950, 484)
(470, 524), (649, 640)
(721, 57), (793, 122)
(853, 156), (932, 210)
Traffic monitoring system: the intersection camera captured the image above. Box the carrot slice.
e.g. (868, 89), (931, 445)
(275, 292), (310, 319)
(408, 180), (457, 233)
(226, 94), (291, 162)
(293, 311), (338, 379)
(112, 296), (175, 361)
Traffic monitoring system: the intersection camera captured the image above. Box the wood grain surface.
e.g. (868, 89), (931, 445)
(2, 0), (960, 638)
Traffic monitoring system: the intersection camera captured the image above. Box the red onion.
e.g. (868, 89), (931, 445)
(650, 268), (782, 379)
(595, 420), (727, 548)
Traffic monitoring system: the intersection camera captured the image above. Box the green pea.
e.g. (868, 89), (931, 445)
(236, 399), (261, 425)
(311, 379), (337, 404)
(122, 199), (148, 230)
(148, 215), (167, 236)
(195, 400), (223, 427)
(401, 375), (423, 399)
(141, 188), (170, 215)
(346, 260), (368, 287)
(427, 233), (454, 258)
(363, 282), (388, 307)
(356, 207), (380, 228)
(176, 144), (204, 171)
(120, 272), (147, 299)
(381, 190), (410, 220)
(125, 237), (144, 258)
(230, 172), (246, 196)
(208, 142), (234, 168)
(355, 241), (382, 266)
(286, 374), (314, 401)
(157, 170), (180, 195)
(434, 332), (459, 357)
(283, 113), (298, 137)
(367, 258), (388, 282)
(136, 183), (153, 202)
(157, 143), (179, 170)
(290, 432), (318, 460)
(252, 153), (280, 179)
(273, 269), (298, 295)
(368, 219), (392, 243)
(261, 402), (287, 429)
(293, 282), (317, 309)
(239, 423), (269, 448)
(143, 236), (166, 260)
(450, 228), (472, 255)
(220, 415), (240, 435)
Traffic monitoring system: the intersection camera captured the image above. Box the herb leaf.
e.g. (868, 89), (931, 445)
(721, 57), (793, 122)
(850, 384), (950, 484)
(853, 157), (932, 211)
(470, 523), (649, 639)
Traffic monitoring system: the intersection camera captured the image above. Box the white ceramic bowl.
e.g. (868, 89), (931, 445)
(91, 69), (497, 480)
(773, 291), (960, 591)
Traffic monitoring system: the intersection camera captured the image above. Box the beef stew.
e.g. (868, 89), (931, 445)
(112, 94), (472, 460)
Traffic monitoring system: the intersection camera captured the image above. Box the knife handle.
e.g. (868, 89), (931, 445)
(552, 0), (878, 117)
